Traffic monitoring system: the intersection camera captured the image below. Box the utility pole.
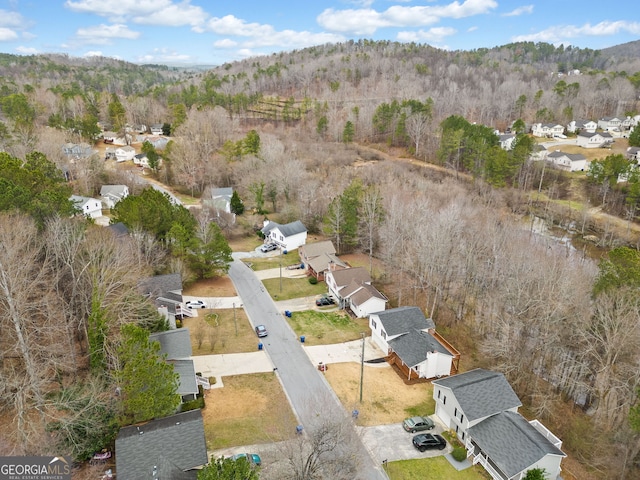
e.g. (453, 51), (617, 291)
(359, 332), (365, 403)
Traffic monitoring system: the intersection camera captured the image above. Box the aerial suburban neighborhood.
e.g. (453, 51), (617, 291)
(2, 29), (640, 480)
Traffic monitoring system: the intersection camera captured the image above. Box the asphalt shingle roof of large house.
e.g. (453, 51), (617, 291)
(262, 220), (307, 237)
(432, 368), (521, 422)
(170, 359), (198, 396)
(149, 328), (192, 359)
(299, 240), (336, 259)
(374, 306), (435, 336)
(139, 273), (182, 299)
(468, 411), (566, 478)
(115, 410), (207, 479)
(348, 282), (387, 306)
(388, 329), (451, 368)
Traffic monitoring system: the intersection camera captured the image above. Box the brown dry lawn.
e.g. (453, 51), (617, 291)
(182, 309), (258, 355)
(183, 276), (237, 297)
(202, 373), (297, 449)
(324, 363), (435, 426)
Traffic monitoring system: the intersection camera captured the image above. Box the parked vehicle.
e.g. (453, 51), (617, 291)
(185, 300), (207, 309)
(412, 433), (447, 452)
(231, 453), (262, 467)
(260, 243), (278, 252)
(255, 325), (268, 337)
(403, 416), (435, 433)
(315, 296), (335, 306)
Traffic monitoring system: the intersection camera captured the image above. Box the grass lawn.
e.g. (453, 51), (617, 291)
(262, 277), (327, 300)
(324, 362), (435, 426)
(202, 373), (297, 449)
(242, 250), (303, 271)
(386, 457), (489, 480)
(182, 309), (258, 354)
(285, 310), (369, 345)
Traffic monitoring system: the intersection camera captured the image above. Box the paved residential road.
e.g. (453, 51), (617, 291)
(227, 259), (388, 480)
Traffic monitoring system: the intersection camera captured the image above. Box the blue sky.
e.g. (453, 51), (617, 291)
(1, 0), (639, 65)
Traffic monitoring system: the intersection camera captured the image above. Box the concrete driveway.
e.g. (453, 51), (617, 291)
(359, 421), (452, 463)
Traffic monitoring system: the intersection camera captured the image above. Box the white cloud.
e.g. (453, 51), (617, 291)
(502, 5), (533, 17)
(0, 27), (18, 41)
(0, 9), (24, 27)
(65, 0), (207, 29)
(397, 26), (457, 44)
(16, 45), (38, 54)
(136, 48), (192, 63)
(75, 24), (140, 44)
(318, 0), (497, 35)
(205, 15), (344, 50)
(83, 50), (103, 57)
(512, 20), (640, 43)
(213, 38), (238, 48)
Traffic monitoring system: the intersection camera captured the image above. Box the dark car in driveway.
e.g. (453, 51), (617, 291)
(403, 416), (435, 433)
(255, 325), (268, 337)
(412, 433), (447, 452)
(315, 296), (335, 306)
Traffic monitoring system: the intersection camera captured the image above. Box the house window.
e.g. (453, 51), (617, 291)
(460, 414), (464, 423)
(443, 395), (447, 405)
(381, 331), (386, 340)
(462, 432), (465, 440)
(455, 425), (458, 433)
(454, 408), (457, 417)
(437, 390), (441, 399)
(371, 320), (377, 329)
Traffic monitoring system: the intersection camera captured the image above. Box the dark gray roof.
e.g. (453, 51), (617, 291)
(170, 359), (198, 396)
(149, 328), (192, 359)
(116, 410), (207, 480)
(139, 273), (183, 298)
(107, 222), (129, 237)
(374, 306), (435, 336)
(432, 369), (521, 421)
(151, 456), (197, 480)
(388, 330), (452, 368)
(261, 220), (307, 237)
(468, 411), (565, 478)
(578, 131), (612, 138)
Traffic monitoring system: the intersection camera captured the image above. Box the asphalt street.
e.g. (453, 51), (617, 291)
(227, 259), (389, 480)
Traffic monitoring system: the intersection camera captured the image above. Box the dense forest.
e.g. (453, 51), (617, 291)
(1, 40), (640, 479)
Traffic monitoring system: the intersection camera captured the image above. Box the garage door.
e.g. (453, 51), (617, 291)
(435, 404), (451, 429)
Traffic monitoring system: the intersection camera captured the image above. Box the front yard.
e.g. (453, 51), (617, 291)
(285, 309), (369, 345)
(202, 373), (297, 449)
(262, 276), (327, 301)
(386, 457), (490, 480)
(182, 309), (258, 355)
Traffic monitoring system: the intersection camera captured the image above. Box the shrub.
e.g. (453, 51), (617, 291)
(308, 277), (318, 285)
(181, 396), (205, 412)
(452, 446), (467, 462)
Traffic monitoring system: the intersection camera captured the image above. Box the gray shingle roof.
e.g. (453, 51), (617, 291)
(307, 253), (347, 274)
(375, 306), (435, 336)
(432, 369), (521, 421)
(388, 330), (451, 368)
(115, 410), (207, 480)
(261, 220), (307, 237)
(170, 359), (198, 396)
(468, 411), (565, 478)
(149, 328), (192, 359)
(139, 273), (183, 298)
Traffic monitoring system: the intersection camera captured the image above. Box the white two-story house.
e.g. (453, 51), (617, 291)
(261, 220), (307, 251)
(433, 369), (566, 480)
